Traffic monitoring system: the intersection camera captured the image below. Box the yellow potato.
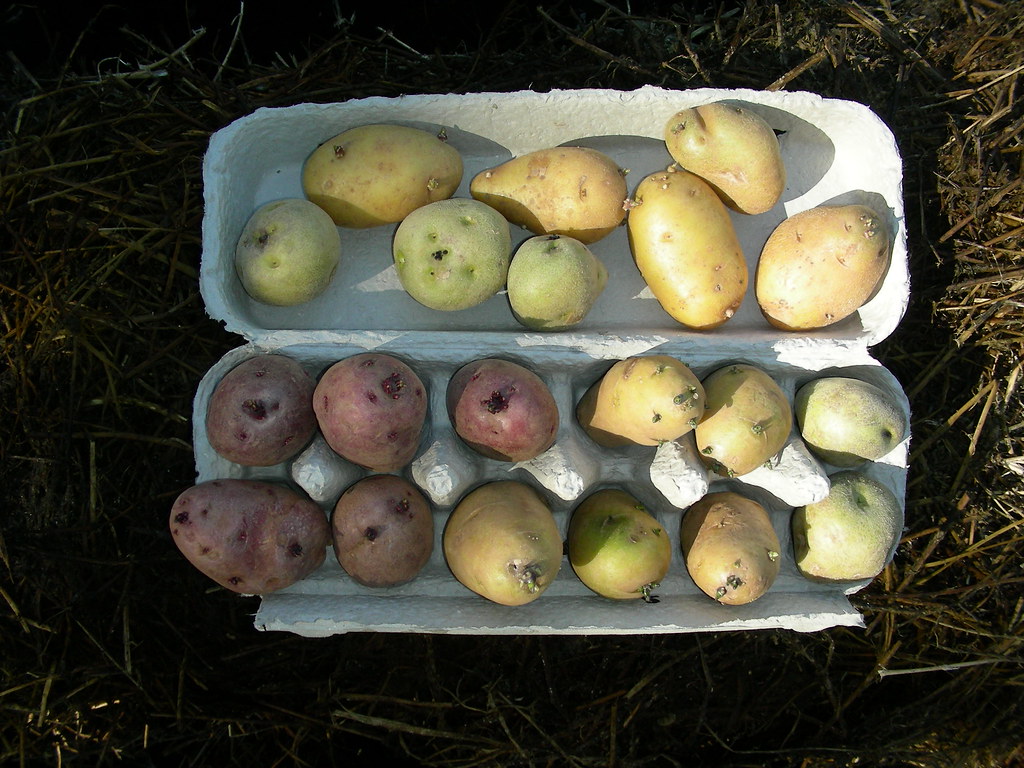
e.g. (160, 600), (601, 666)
(664, 101), (785, 215)
(627, 168), (748, 330)
(302, 124), (463, 228)
(755, 204), (891, 331)
(694, 363), (792, 477)
(470, 147), (628, 244)
(681, 491), (781, 605)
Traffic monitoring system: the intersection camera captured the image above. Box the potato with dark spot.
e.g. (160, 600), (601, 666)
(169, 478), (330, 595)
(205, 354), (317, 467)
(314, 353), (428, 472)
(331, 474), (434, 587)
(680, 491), (781, 605)
(447, 358), (559, 462)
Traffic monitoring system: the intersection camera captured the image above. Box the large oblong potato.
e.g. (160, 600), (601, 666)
(681, 491), (781, 605)
(755, 204), (891, 331)
(627, 167), (748, 330)
(302, 124), (463, 228)
(470, 146), (628, 244)
(664, 101), (785, 215)
(169, 478), (330, 595)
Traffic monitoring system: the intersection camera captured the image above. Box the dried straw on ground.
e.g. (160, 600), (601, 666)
(2, 1), (1022, 766)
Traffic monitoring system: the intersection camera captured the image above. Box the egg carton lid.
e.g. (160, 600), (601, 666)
(199, 86), (908, 356)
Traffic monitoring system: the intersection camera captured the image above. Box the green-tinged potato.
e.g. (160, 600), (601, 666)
(444, 481), (563, 606)
(680, 491), (781, 605)
(303, 124), (463, 228)
(755, 204), (891, 330)
(392, 197), (512, 311)
(205, 354), (317, 467)
(792, 470), (903, 582)
(795, 376), (908, 467)
(664, 101), (785, 215)
(447, 358), (559, 463)
(314, 353), (428, 472)
(234, 198), (341, 306)
(470, 146), (628, 244)
(695, 364), (792, 477)
(568, 489), (671, 600)
(506, 234), (608, 330)
(576, 355), (705, 448)
(331, 474), (434, 588)
(169, 478), (330, 595)
(627, 168), (747, 330)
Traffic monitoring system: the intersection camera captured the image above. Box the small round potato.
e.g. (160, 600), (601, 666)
(331, 474), (434, 588)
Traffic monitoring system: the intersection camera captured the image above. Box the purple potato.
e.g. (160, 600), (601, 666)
(205, 354), (317, 466)
(313, 353), (428, 472)
(446, 358), (559, 462)
(331, 474), (434, 587)
(169, 478), (330, 594)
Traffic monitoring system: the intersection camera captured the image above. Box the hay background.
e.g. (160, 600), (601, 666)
(2, 1), (1022, 765)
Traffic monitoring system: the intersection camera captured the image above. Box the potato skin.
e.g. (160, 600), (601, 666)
(627, 168), (747, 330)
(314, 353), (428, 472)
(681, 491), (781, 605)
(205, 354), (317, 467)
(331, 474), (434, 588)
(169, 479), (330, 595)
(302, 124), (463, 228)
(664, 101), (785, 215)
(470, 147), (628, 244)
(755, 204), (890, 330)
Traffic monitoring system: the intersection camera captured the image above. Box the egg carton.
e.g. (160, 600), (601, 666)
(196, 86), (910, 635)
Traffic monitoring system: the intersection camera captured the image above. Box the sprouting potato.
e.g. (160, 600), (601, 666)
(681, 490), (782, 605)
(755, 204), (891, 331)
(302, 123), (463, 228)
(470, 146), (628, 244)
(627, 167), (748, 330)
(664, 101), (786, 215)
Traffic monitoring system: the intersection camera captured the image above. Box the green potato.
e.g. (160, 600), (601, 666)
(627, 168), (748, 330)
(795, 376), (907, 467)
(302, 124), (463, 228)
(694, 363), (792, 477)
(506, 234), (608, 330)
(393, 198), (512, 311)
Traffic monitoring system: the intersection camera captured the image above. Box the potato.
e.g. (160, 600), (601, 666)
(302, 124), (463, 228)
(446, 358), (559, 462)
(331, 474), (434, 588)
(791, 470), (903, 582)
(392, 197), (512, 311)
(314, 353), (428, 472)
(205, 354), (317, 467)
(755, 204), (891, 330)
(694, 363), (792, 477)
(443, 480), (563, 606)
(576, 355), (705, 448)
(664, 101), (785, 215)
(680, 491), (781, 605)
(470, 146), (628, 244)
(627, 167), (747, 330)
(169, 478), (330, 595)
(234, 198), (341, 307)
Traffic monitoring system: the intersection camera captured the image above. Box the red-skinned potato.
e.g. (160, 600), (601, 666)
(169, 478), (330, 595)
(205, 354), (317, 467)
(331, 474), (434, 587)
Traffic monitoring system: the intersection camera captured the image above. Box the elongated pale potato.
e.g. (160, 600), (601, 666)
(627, 168), (747, 330)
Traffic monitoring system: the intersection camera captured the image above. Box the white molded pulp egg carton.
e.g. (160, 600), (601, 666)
(197, 86), (909, 636)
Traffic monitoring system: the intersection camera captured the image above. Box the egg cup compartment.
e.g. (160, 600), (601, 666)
(190, 338), (907, 635)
